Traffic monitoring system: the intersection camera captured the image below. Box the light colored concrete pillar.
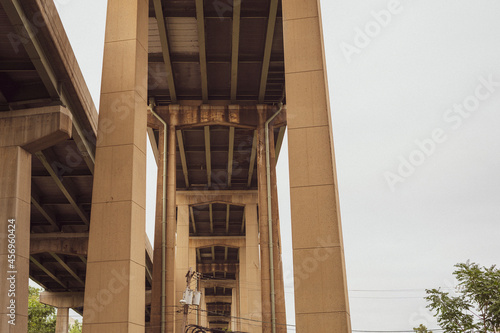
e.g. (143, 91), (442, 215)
(165, 122), (177, 333)
(175, 205), (189, 333)
(256, 107), (272, 332)
(238, 247), (248, 332)
(200, 289), (207, 328)
(82, 0), (148, 331)
(235, 270), (241, 332)
(282, 0), (351, 331)
(231, 290), (237, 331)
(243, 204), (262, 333)
(55, 307), (69, 333)
(0, 146), (30, 333)
(0, 106), (72, 332)
(188, 247), (198, 325)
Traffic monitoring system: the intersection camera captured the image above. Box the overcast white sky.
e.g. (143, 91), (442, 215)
(54, 0), (500, 331)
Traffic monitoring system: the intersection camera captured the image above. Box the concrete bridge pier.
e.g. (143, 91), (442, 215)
(40, 292), (85, 333)
(82, 0), (149, 331)
(55, 308), (69, 333)
(0, 106), (73, 332)
(282, 0), (351, 331)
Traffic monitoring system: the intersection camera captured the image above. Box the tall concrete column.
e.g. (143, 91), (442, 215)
(188, 246), (197, 326)
(0, 107), (72, 332)
(150, 126), (165, 332)
(256, 107), (272, 332)
(200, 288), (207, 327)
(83, 0), (148, 331)
(234, 270), (241, 332)
(282, 0), (351, 331)
(0, 146), (30, 333)
(165, 122), (177, 333)
(242, 203), (262, 333)
(55, 307), (69, 333)
(231, 290), (237, 331)
(238, 247), (248, 332)
(175, 205), (189, 333)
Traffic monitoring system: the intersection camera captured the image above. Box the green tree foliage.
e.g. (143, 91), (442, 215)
(69, 319), (83, 333)
(413, 324), (432, 332)
(28, 286), (56, 333)
(425, 261), (500, 332)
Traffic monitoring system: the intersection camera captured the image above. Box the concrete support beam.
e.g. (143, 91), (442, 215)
(50, 252), (85, 287)
(189, 237), (245, 250)
(176, 190), (258, 206)
(258, 0), (279, 103)
(227, 126), (235, 187)
(40, 292), (85, 308)
(82, 0), (148, 331)
(247, 130), (258, 187)
(0, 106), (72, 153)
(197, 263), (238, 275)
(30, 235), (88, 256)
(204, 125), (212, 186)
(282, 0), (351, 331)
(35, 148), (90, 226)
(200, 280), (237, 289)
(204, 297), (232, 305)
(0, 106), (72, 332)
(152, 0), (177, 103)
(195, 0), (209, 103)
(230, 1), (241, 103)
(155, 104), (286, 129)
(30, 184), (59, 231)
(30, 255), (67, 289)
(176, 130), (190, 187)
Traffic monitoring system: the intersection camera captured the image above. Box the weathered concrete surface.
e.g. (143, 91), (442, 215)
(82, 0), (148, 331)
(0, 106), (72, 332)
(282, 0), (352, 331)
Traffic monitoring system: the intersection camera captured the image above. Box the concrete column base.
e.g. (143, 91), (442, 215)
(55, 307), (69, 333)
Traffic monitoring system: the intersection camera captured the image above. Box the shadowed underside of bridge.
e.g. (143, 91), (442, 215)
(0, 0), (351, 332)
(145, 1), (288, 331)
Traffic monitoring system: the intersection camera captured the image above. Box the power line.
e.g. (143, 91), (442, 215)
(194, 308), (296, 328)
(352, 328), (444, 333)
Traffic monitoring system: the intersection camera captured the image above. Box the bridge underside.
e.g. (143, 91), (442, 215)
(0, 0), (351, 332)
